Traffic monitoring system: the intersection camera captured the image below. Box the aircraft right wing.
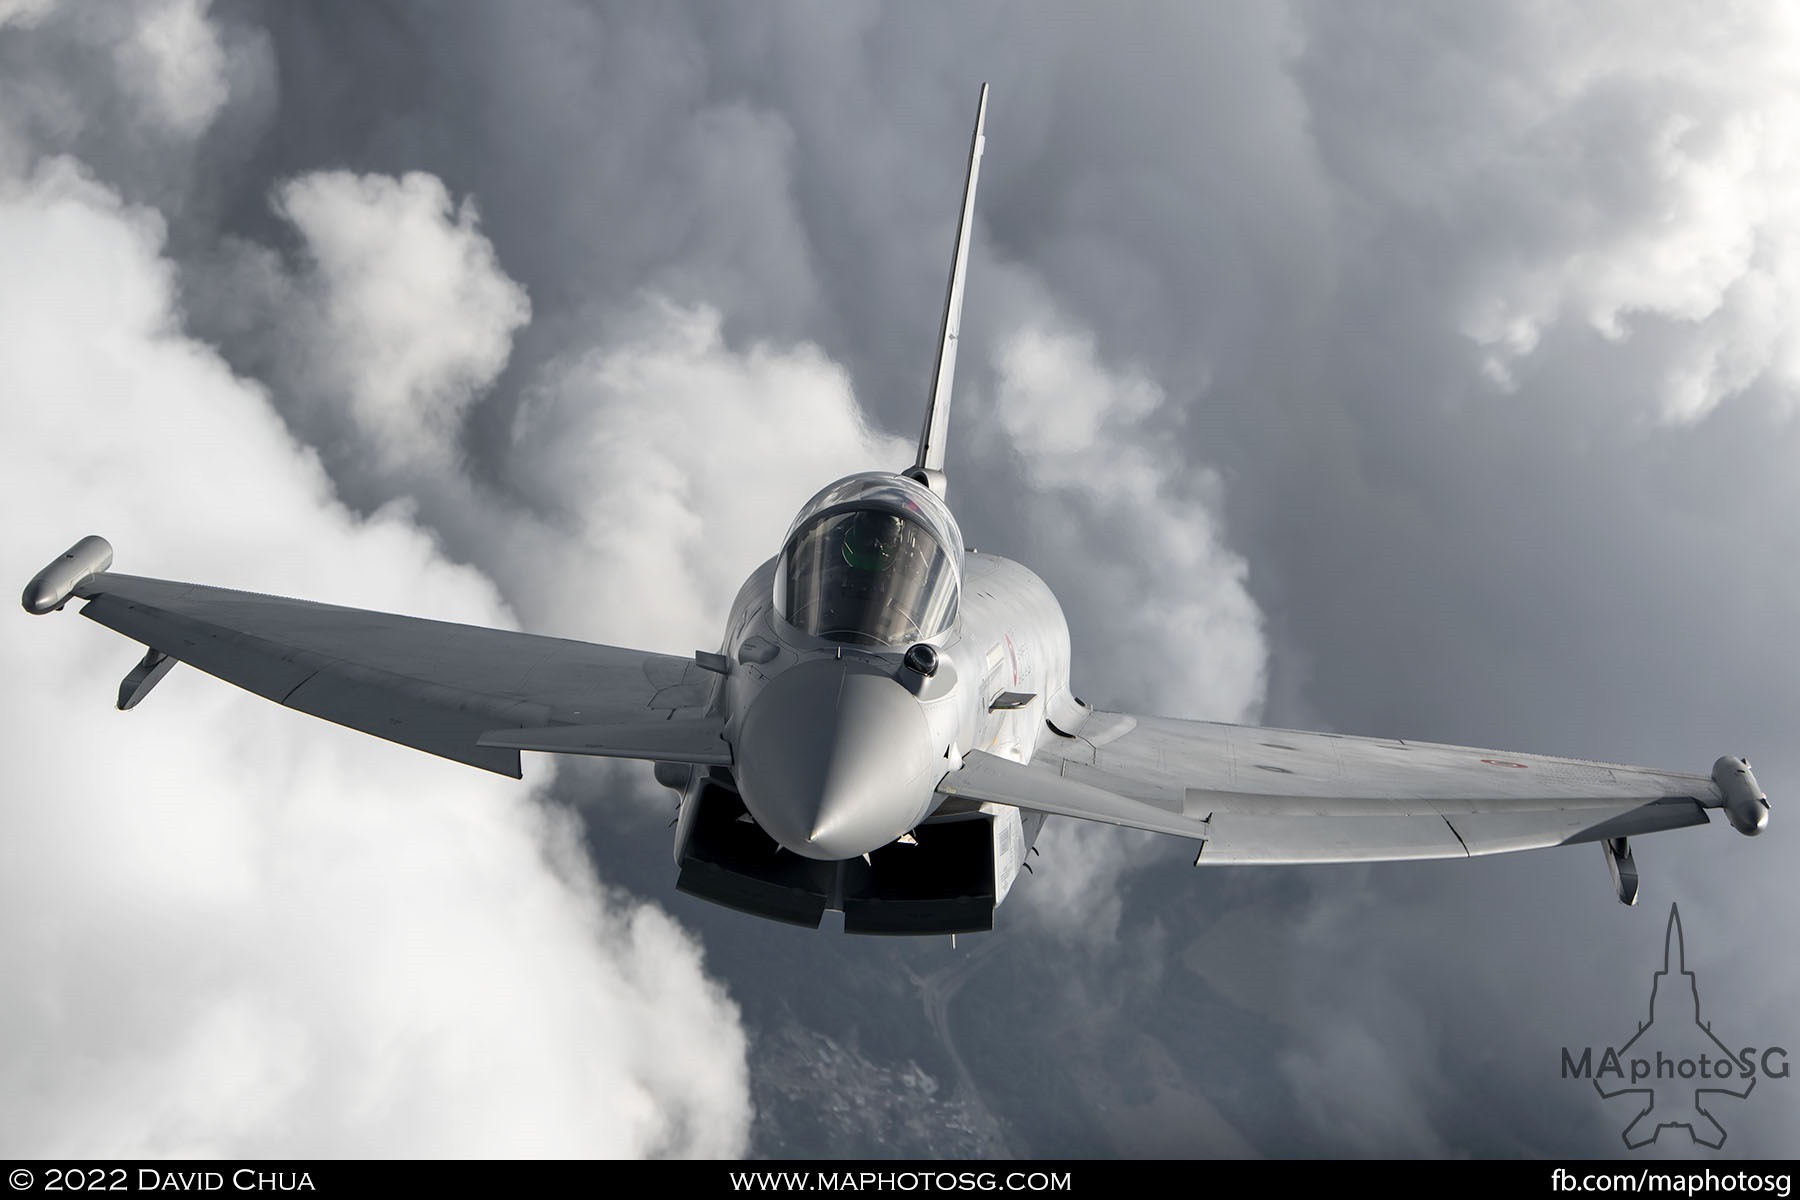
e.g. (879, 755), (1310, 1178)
(938, 709), (1768, 867)
(25, 539), (726, 778)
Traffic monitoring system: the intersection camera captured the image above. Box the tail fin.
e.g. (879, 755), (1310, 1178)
(906, 83), (987, 500)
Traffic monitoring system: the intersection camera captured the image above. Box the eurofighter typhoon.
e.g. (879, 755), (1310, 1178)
(24, 87), (1768, 933)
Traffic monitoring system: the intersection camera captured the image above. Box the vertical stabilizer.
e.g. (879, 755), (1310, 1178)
(907, 84), (987, 499)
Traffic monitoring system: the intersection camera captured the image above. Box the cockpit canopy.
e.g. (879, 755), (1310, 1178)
(773, 473), (964, 647)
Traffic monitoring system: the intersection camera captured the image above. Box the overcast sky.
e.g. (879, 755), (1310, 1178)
(3, 0), (1796, 1159)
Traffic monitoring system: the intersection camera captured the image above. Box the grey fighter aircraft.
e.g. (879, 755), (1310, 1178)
(24, 86), (1769, 934)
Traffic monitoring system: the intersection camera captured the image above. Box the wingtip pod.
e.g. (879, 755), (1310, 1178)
(22, 535), (113, 615)
(1712, 755), (1770, 836)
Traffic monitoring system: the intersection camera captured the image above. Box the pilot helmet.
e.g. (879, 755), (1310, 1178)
(840, 511), (904, 571)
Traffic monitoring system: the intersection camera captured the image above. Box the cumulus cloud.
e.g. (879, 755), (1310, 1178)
(267, 171), (532, 476)
(1297, 3), (1800, 420)
(108, 0), (229, 137)
(0, 0), (257, 205)
(0, 158), (748, 1155)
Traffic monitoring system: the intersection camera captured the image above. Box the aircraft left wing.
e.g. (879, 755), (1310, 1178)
(940, 709), (1769, 866)
(24, 538), (722, 778)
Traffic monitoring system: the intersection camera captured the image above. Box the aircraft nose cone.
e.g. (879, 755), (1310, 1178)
(734, 658), (938, 860)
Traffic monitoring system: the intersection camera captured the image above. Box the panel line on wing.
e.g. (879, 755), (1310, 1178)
(1443, 816), (1472, 857)
(277, 666), (322, 706)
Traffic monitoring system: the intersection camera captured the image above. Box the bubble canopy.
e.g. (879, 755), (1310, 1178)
(773, 473), (964, 647)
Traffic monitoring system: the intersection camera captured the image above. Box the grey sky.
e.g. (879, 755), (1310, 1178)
(3, 0), (1795, 1157)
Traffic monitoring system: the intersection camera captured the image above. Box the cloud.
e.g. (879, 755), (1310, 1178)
(0, 0), (57, 29)
(0, 0), (260, 206)
(0, 159), (749, 1156)
(1015, 820), (1163, 947)
(1296, 3), (1800, 420)
(109, 0), (229, 137)
(268, 170), (532, 476)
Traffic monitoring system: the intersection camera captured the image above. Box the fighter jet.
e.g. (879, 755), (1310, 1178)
(23, 86), (1769, 934)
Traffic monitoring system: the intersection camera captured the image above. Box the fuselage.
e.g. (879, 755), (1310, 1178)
(668, 472), (1072, 926)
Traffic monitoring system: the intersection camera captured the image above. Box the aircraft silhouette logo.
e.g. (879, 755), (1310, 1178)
(1592, 905), (1754, 1149)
